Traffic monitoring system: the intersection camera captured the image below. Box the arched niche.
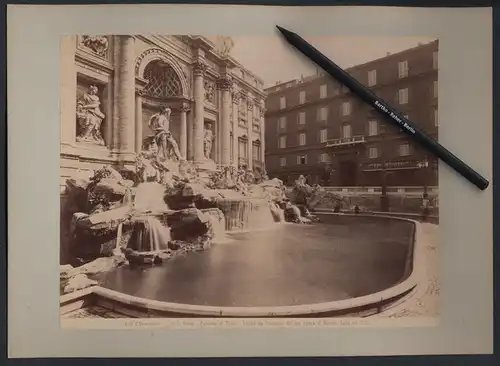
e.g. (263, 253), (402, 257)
(135, 48), (189, 98)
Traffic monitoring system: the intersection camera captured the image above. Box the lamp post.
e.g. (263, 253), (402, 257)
(417, 158), (429, 196)
(417, 157), (430, 221)
(380, 130), (389, 212)
(380, 161), (389, 212)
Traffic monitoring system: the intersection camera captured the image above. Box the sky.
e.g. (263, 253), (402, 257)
(228, 35), (437, 88)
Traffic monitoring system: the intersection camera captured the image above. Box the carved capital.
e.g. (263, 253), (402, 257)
(193, 60), (207, 77)
(232, 91), (240, 104)
(247, 100), (254, 110)
(180, 102), (191, 113)
(217, 75), (233, 91)
(260, 107), (266, 117)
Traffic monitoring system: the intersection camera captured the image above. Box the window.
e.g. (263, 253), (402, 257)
(298, 112), (306, 125)
(297, 155), (307, 165)
(368, 70), (377, 86)
(318, 106), (328, 121)
(341, 101), (351, 116)
(319, 153), (330, 163)
(433, 80), (438, 98)
(342, 124), (352, 138)
(320, 129), (328, 143)
(279, 96), (286, 109)
(299, 90), (306, 104)
(398, 88), (409, 104)
(252, 143), (260, 160)
(299, 133), (306, 146)
(144, 62), (182, 98)
(399, 143), (410, 156)
(320, 84), (328, 98)
(368, 147), (379, 159)
(434, 108), (439, 126)
(279, 135), (287, 149)
(398, 60), (409, 78)
(280, 157), (287, 167)
(278, 116), (287, 130)
(238, 139), (248, 159)
(433, 51), (438, 69)
(368, 119), (378, 136)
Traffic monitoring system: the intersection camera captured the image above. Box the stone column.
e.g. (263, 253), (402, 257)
(217, 74), (233, 166)
(187, 110), (194, 161)
(60, 36), (77, 146)
(179, 102), (189, 159)
(115, 35), (136, 154)
(246, 98), (254, 171)
(260, 103), (266, 168)
(231, 91), (240, 167)
(134, 89), (143, 153)
(193, 60), (207, 163)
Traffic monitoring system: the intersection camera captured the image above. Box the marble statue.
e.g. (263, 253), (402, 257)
(148, 107), (183, 162)
(214, 36), (235, 58)
(203, 123), (214, 160)
(76, 85), (105, 145)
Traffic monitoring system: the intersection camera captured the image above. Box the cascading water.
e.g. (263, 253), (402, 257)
(127, 216), (171, 252)
(216, 197), (277, 232)
(133, 182), (169, 213)
(117, 182), (172, 254)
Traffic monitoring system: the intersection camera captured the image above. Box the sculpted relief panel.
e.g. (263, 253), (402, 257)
(204, 79), (216, 104)
(79, 36), (109, 59)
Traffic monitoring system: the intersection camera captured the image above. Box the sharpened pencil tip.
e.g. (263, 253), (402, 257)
(276, 25), (294, 38)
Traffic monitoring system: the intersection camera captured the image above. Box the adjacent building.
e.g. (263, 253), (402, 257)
(264, 40), (439, 188)
(60, 35), (266, 191)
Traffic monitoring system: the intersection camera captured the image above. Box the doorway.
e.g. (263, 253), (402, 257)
(338, 160), (358, 186)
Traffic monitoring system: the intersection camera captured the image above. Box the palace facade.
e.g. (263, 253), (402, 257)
(264, 40), (439, 188)
(60, 35), (266, 190)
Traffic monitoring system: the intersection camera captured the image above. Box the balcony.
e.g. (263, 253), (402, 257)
(361, 159), (429, 171)
(325, 136), (366, 148)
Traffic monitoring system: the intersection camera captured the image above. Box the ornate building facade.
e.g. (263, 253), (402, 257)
(264, 40), (438, 188)
(60, 35), (266, 190)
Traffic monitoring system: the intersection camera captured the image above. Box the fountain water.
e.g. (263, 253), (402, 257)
(126, 215), (171, 252)
(216, 197), (277, 232)
(133, 182), (169, 213)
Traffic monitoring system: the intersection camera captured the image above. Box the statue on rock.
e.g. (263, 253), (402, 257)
(76, 85), (106, 146)
(148, 107), (183, 162)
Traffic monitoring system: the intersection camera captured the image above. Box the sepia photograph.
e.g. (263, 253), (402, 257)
(59, 33), (440, 323)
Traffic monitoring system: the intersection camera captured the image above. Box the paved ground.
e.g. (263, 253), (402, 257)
(376, 222), (439, 318)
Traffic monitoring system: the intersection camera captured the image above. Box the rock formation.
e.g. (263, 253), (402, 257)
(62, 144), (335, 295)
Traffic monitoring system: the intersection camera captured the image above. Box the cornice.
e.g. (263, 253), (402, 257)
(75, 51), (114, 75)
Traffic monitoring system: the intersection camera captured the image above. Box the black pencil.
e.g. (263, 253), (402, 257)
(276, 25), (489, 191)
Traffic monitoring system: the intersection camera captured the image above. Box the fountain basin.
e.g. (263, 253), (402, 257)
(61, 214), (425, 318)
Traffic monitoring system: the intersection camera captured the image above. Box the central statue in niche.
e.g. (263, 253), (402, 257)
(148, 107), (183, 162)
(203, 123), (214, 160)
